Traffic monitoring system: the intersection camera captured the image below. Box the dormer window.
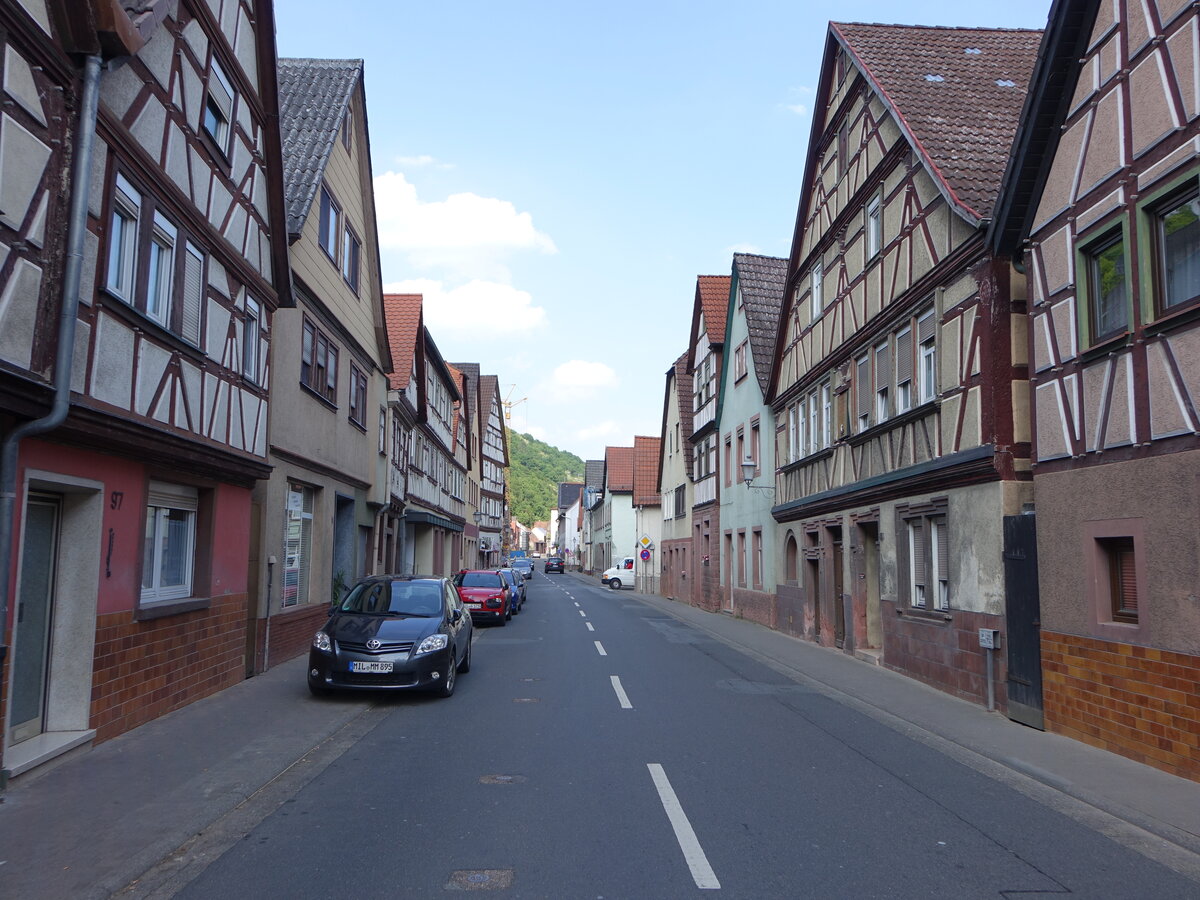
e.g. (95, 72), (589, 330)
(203, 58), (234, 154)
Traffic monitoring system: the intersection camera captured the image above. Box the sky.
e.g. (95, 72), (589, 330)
(275, 0), (1054, 462)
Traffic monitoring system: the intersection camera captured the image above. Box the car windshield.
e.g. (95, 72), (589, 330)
(500, 570), (517, 584)
(460, 572), (502, 588)
(338, 580), (442, 616)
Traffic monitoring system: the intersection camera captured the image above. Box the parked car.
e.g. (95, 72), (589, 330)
(454, 569), (512, 625)
(511, 558), (533, 580)
(308, 575), (472, 697)
(601, 556), (635, 589)
(499, 567), (525, 613)
(544, 556), (564, 573)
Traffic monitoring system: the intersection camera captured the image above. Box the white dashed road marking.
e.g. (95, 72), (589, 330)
(578, 610), (587, 617)
(610, 675), (633, 709)
(574, 602), (580, 607)
(594, 641), (607, 656)
(586, 622), (595, 632)
(647, 764), (720, 890)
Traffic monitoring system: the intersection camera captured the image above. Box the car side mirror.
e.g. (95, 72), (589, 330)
(451, 608), (463, 623)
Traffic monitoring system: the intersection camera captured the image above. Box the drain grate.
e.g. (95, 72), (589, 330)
(445, 869), (514, 891)
(479, 774), (527, 785)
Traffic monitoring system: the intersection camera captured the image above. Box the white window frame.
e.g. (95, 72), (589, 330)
(243, 296), (261, 383)
(145, 212), (177, 328)
(896, 326), (913, 414)
(821, 381), (831, 448)
(141, 481), (197, 604)
(203, 57), (234, 153)
(866, 193), (882, 259)
(918, 312), (937, 403)
(811, 260), (824, 321)
(283, 484), (314, 607)
(875, 341), (890, 423)
(107, 174), (141, 301)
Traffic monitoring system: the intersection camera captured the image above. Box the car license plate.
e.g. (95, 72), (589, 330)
(465, 602), (481, 608)
(350, 661), (393, 673)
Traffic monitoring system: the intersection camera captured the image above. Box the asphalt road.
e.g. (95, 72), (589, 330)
(173, 574), (1200, 899)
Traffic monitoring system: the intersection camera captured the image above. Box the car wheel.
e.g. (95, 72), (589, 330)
(609, 578), (622, 590)
(457, 638), (472, 673)
(436, 655), (457, 697)
(499, 607), (508, 626)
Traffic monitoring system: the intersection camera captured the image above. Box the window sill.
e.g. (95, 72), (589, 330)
(349, 417), (367, 433)
(135, 596), (212, 621)
(895, 606), (952, 624)
(1143, 297), (1200, 338)
(299, 381), (338, 411)
(1079, 331), (1131, 365)
(846, 400), (937, 447)
(779, 446), (834, 473)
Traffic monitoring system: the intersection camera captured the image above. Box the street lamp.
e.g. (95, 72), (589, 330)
(741, 457), (774, 493)
(473, 511), (483, 525)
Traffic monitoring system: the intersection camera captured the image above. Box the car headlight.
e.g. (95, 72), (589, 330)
(415, 633), (449, 656)
(313, 631), (332, 652)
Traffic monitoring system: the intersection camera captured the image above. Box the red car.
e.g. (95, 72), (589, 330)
(454, 569), (511, 626)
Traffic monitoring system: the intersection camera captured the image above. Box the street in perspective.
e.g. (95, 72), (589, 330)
(2, 0), (1199, 897)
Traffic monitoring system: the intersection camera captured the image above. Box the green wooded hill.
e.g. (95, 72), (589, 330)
(506, 429), (585, 528)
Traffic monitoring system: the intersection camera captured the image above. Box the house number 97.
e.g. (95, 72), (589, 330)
(110, 491), (124, 510)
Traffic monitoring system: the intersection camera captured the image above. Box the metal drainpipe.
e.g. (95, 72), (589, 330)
(0, 54), (104, 667)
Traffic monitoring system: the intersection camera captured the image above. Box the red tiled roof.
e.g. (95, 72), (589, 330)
(605, 445), (635, 492)
(632, 436), (662, 506)
(697, 276), (731, 345)
(832, 22), (1042, 222)
(382, 293), (422, 390)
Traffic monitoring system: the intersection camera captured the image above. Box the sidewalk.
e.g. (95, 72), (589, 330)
(608, 575), (1200, 878)
(3, 580), (1199, 898)
(0, 656), (387, 900)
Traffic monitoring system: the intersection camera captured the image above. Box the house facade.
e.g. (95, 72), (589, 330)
(631, 436), (662, 594)
(595, 446), (635, 572)
(0, 0), (290, 778)
(990, 0), (1200, 778)
(687, 276), (731, 611)
(581, 460), (605, 572)
(717, 254), (786, 627)
(767, 23), (1040, 706)
(249, 57), (392, 672)
(657, 353), (694, 604)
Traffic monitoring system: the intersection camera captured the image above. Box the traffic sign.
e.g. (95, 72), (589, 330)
(639, 548), (651, 561)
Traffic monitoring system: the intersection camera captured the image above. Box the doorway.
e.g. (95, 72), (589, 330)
(858, 521), (883, 649)
(828, 525), (845, 649)
(10, 494), (60, 744)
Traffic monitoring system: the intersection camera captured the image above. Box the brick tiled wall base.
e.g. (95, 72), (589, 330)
(776, 584), (804, 638)
(267, 604), (330, 669)
(881, 602), (1008, 709)
(1043, 632), (1200, 781)
(730, 587), (775, 628)
(92, 594), (248, 743)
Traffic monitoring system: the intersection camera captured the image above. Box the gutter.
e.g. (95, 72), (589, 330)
(0, 54), (104, 667)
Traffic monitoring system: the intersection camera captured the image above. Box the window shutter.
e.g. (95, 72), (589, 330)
(856, 357), (870, 419)
(875, 342), (890, 392)
(918, 310), (936, 343)
(1117, 545), (1137, 612)
(911, 521), (926, 587)
(182, 247), (203, 345)
(896, 328), (913, 385)
(935, 519), (948, 581)
(148, 481), (198, 511)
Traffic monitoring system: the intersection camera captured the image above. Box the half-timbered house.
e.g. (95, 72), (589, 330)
(476, 374), (509, 565)
(657, 353), (694, 604)
(717, 254), (786, 626)
(0, 0), (290, 778)
(246, 57), (392, 672)
(382, 295), (466, 577)
(687, 275), (731, 612)
(989, 0), (1200, 779)
(766, 23), (1040, 706)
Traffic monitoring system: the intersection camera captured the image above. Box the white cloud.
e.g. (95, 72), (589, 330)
(785, 85), (814, 117)
(382, 278), (547, 337)
(523, 425), (547, 441)
(786, 103), (808, 116)
(574, 420), (624, 442)
(373, 170), (556, 277)
(393, 154), (453, 169)
(552, 360), (618, 389)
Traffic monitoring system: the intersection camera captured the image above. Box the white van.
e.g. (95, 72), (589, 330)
(601, 556), (635, 590)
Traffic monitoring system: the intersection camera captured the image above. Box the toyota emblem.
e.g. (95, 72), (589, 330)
(366, 639), (381, 651)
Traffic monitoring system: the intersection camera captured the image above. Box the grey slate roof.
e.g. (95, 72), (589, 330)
(277, 58), (362, 236)
(584, 460), (605, 491)
(557, 482), (584, 509)
(732, 253), (788, 396)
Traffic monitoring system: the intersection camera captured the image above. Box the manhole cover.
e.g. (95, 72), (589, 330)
(479, 774), (527, 785)
(446, 869), (514, 891)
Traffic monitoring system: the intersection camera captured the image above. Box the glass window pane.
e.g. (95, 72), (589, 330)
(1090, 238), (1128, 338)
(142, 507), (157, 589)
(159, 508), (191, 588)
(1161, 194), (1200, 309)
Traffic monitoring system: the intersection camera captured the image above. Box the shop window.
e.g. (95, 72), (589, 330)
(283, 484), (314, 607)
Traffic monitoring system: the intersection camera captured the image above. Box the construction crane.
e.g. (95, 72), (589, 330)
(503, 384), (527, 423)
